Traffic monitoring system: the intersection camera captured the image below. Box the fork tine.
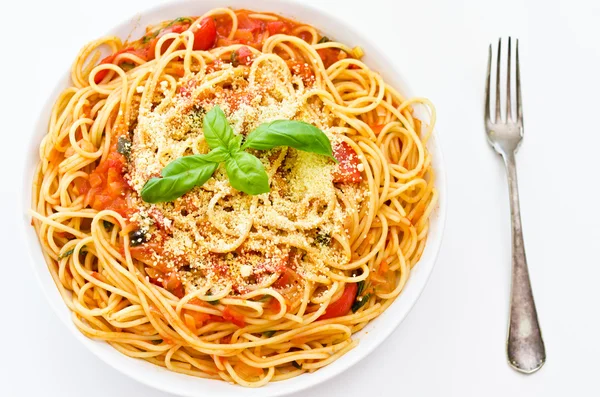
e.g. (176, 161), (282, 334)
(506, 37), (512, 121)
(495, 38), (502, 122)
(516, 39), (523, 124)
(485, 44), (492, 123)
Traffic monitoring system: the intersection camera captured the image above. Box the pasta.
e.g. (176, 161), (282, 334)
(31, 8), (437, 387)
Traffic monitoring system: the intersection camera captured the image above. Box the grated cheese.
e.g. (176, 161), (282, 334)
(123, 55), (368, 295)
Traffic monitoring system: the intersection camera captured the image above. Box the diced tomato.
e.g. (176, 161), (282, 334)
(222, 307), (246, 327)
(237, 13), (265, 34)
(332, 141), (362, 184)
(74, 178), (91, 195)
(272, 270), (291, 289)
(192, 17), (217, 50)
(233, 46), (254, 66)
(266, 297), (282, 313)
(94, 48), (146, 84)
(185, 310), (211, 327)
(128, 243), (162, 262)
(85, 145), (133, 217)
(266, 21), (287, 35)
(317, 48), (343, 68)
(371, 124), (385, 135)
(233, 29), (254, 43)
(147, 269), (184, 298)
(318, 283), (358, 320)
(286, 60), (314, 85)
(165, 272), (185, 298)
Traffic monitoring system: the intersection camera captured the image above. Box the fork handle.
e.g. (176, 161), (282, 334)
(503, 152), (546, 373)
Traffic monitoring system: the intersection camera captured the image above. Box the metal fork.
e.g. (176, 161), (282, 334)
(485, 37), (546, 374)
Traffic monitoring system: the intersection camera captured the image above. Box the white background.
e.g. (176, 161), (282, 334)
(1, 0), (599, 395)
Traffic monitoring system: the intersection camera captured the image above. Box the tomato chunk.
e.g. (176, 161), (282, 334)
(266, 21), (287, 35)
(192, 17), (217, 50)
(318, 283), (358, 320)
(332, 141), (362, 183)
(85, 146), (133, 217)
(233, 46), (254, 66)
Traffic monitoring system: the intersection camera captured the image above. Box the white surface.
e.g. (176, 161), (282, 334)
(17, 1), (446, 396)
(1, 0), (599, 395)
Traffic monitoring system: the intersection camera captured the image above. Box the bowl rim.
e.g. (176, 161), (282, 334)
(19, 0), (447, 396)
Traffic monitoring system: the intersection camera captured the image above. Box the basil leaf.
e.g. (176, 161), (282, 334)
(141, 157), (219, 203)
(242, 120), (336, 161)
(228, 135), (243, 152)
(263, 330), (276, 337)
(161, 152), (222, 177)
(203, 105), (234, 150)
(318, 36), (330, 44)
(225, 151), (269, 195)
(204, 146), (231, 163)
(291, 361), (302, 369)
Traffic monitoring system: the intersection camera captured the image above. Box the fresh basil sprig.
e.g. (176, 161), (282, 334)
(140, 105), (335, 203)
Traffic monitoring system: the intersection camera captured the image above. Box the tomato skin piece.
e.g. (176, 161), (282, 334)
(236, 13), (265, 33)
(192, 17), (217, 50)
(266, 21), (287, 35)
(146, 23), (190, 59)
(332, 141), (362, 184)
(318, 283), (359, 320)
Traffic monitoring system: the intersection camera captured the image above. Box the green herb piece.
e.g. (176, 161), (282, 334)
(120, 62), (136, 72)
(351, 293), (370, 313)
(58, 248), (75, 259)
(151, 339), (163, 345)
(356, 279), (366, 297)
(242, 120), (336, 161)
(170, 17), (193, 25)
(142, 30), (160, 44)
(203, 105), (235, 150)
(258, 295), (272, 302)
(225, 150), (270, 195)
(129, 229), (148, 246)
(189, 107), (206, 128)
(142, 17), (192, 44)
(263, 330), (276, 337)
(207, 299), (220, 305)
(141, 155), (219, 203)
(230, 50), (239, 67)
(58, 247), (87, 259)
(117, 136), (132, 159)
(315, 230), (331, 246)
(103, 220), (114, 231)
(318, 36), (330, 44)
(291, 361), (302, 369)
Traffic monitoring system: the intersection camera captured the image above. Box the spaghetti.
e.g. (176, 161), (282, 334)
(32, 8), (438, 387)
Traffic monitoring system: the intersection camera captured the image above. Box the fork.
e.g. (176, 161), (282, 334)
(485, 37), (546, 374)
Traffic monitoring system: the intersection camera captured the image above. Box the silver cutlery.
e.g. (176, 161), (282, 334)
(484, 37), (546, 374)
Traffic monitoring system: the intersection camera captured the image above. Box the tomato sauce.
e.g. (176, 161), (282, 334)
(95, 9), (350, 84)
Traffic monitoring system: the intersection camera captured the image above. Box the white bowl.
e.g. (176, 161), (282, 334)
(20, 0), (447, 396)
